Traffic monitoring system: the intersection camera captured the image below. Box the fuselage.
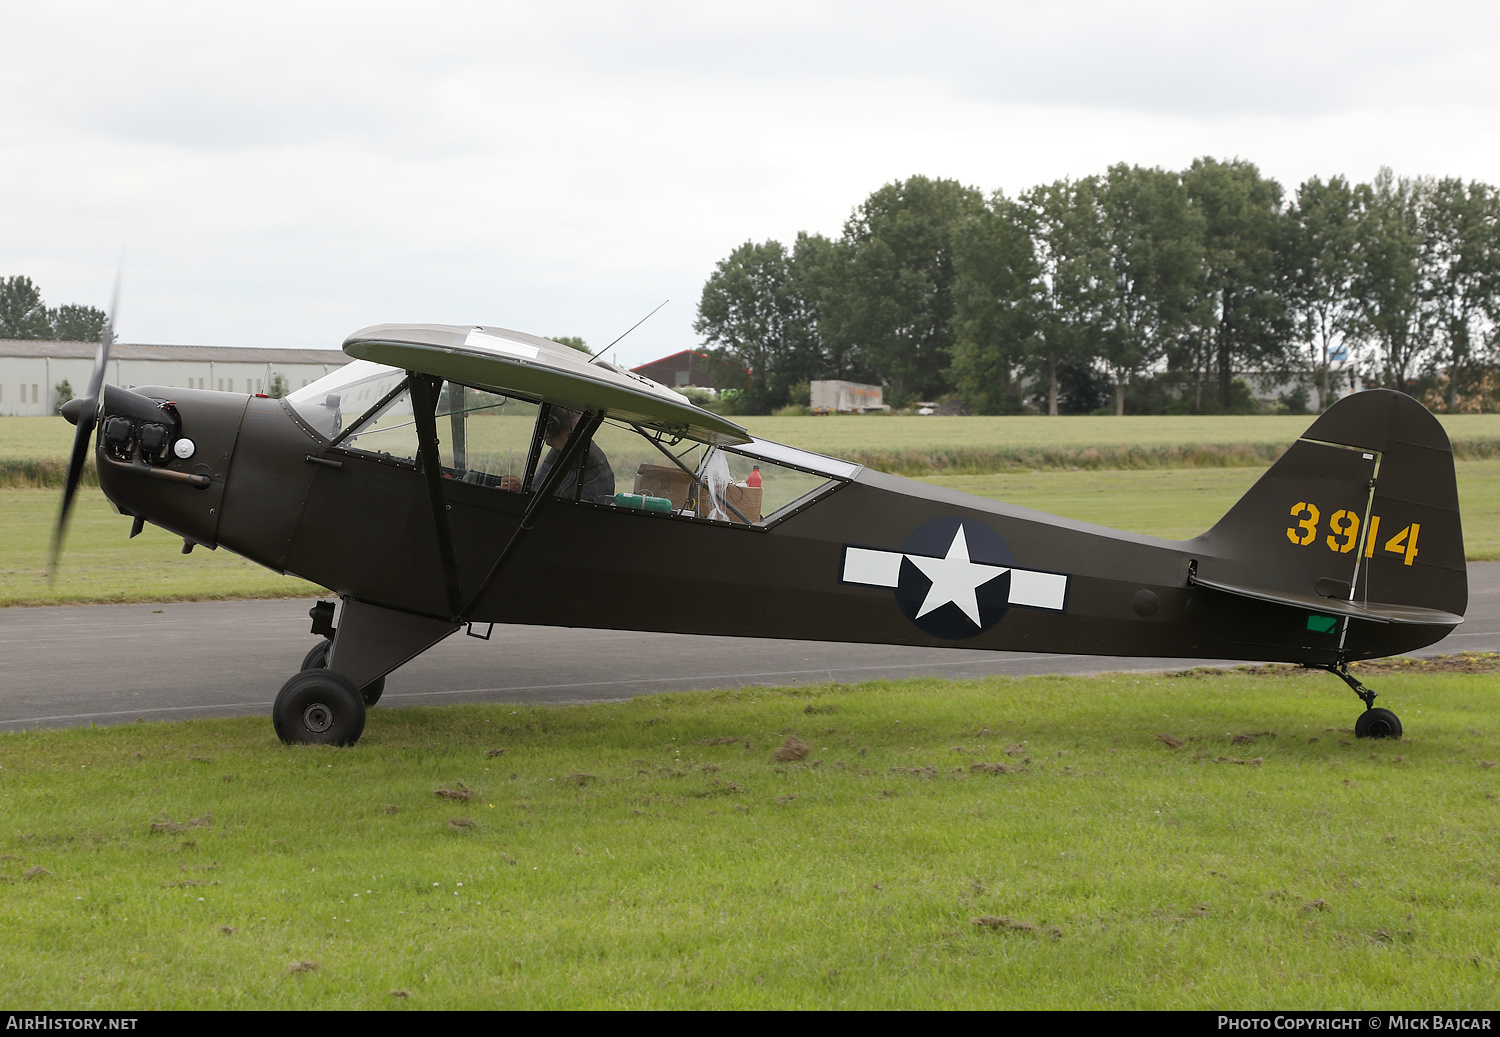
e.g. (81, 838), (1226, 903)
(96, 385), (1459, 668)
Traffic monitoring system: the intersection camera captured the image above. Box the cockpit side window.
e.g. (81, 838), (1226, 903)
(435, 383), (541, 493)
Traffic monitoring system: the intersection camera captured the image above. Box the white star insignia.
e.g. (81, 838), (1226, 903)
(906, 526), (1000, 625)
(839, 530), (1069, 621)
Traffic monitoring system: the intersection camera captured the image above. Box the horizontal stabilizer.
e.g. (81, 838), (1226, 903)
(1189, 574), (1464, 627)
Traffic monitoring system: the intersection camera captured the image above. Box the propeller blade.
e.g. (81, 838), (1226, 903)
(48, 404), (97, 578)
(83, 267), (120, 407)
(48, 267), (121, 580)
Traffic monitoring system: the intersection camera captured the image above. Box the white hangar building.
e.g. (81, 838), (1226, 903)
(0, 340), (349, 416)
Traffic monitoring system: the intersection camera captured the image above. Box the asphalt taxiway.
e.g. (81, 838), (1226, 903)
(4, 563), (1496, 731)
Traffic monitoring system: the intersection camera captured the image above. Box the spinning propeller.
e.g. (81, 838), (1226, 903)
(48, 271), (121, 580)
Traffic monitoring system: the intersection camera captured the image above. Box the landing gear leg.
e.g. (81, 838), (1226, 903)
(301, 637), (385, 707)
(273, 598), (460, 746)
(1320, 661), (1403, 740)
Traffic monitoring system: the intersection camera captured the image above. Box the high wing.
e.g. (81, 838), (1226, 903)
(343, 323), (751, 446)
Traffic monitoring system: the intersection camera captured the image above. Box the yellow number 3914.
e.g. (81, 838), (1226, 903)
(1287, 502), (1320, 545)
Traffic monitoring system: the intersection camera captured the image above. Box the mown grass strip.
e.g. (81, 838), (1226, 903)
(844, 441), (1288, 476)
(0, 457), (96, 489)
(1, 666), (1496, 1009)
(840, 437), (1500, 477)
(1, 488), (324, 606)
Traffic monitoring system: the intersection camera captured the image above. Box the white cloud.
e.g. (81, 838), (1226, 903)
(3, 0), (1499, 366)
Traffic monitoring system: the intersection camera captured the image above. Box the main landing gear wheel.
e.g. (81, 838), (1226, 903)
(300, 639), (331, 671)
(1355, 707), (1403, 740)
(299, 639), (385, 707)
(273, 670), (366, 746)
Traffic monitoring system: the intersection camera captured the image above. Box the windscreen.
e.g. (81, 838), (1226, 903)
(285, 361), (404, 441)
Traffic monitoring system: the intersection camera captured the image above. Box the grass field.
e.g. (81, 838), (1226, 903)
(8, 459), (1500, 606)
(1, 667), (1496, 1009)
(7, 402), (1500, 606)
(926, 461), (1500, 558)
(739, 412), (1500, 456)
(0, 414), (1336, 460)
(10, 413), (1500, 480)
(8, 459), (1500, 605)
(0, 417), (79, 461)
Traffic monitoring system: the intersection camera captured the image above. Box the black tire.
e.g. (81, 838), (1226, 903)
(273, 670), (366, 746)
(301, 639), (384, 707)
(1355, 707), (1403, 740)
(301, 640), (331, 671)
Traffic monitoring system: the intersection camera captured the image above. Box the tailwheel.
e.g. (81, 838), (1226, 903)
(1355, 707), (1403, 740)
(1320, 661), (1403, 741)
(273, 670), (366, 746)
(299, 639), (385, 707)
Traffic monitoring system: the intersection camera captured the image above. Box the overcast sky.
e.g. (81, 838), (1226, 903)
(4, 0), (1499, 368)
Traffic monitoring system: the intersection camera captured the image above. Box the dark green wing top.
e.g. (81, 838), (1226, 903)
(343, 323), (751, 446)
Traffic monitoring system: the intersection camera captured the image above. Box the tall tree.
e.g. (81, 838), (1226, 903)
(1420, 177), (1500, 410)
(783, 232), (848, 382)
(694, 237), (826, 412)
(1095, 164), (1203, 415)
(1181, 158), (1290, 411)
(1356, 169), (1432, 393)
(0, 276), (52, 339)
(1017, 176), (1112, 415)
(1284, 175), (1366, 410)
(50, 303), (108, 342)
(951, 193), (1039, 413)
(820, 176), (986, 406)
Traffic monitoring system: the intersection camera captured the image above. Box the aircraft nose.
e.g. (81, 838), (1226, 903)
(60, 397), (84, 426)
(92, 385), (249, 550)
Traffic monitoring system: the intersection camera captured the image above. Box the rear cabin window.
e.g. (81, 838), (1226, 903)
(587, 416), (849, 526)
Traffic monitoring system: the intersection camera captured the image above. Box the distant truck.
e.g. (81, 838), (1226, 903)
(810, 380), (887, 414)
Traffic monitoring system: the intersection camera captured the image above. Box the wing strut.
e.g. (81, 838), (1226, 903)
(408, 373), (465, 620)
(459, 410), (605, 620)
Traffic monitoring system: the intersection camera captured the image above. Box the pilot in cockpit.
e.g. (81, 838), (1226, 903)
(500, 407), (615, 502)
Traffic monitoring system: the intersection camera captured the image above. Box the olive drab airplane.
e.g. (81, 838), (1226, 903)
(52, 319), (1466, 746)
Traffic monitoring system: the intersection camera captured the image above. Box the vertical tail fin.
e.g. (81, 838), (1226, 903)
(1190, 389), (1465, 621)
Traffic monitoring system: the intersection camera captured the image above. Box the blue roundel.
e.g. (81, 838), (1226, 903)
(894, 517), (1016, 640)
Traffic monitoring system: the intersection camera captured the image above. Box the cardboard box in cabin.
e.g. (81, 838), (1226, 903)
(698, 482), (762, 524)
(633, 462), (762, 523)
(634, 464), (695, 509)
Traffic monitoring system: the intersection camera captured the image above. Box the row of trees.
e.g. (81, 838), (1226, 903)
(694, 161), (1500, 414)
(0, 276), (108, 343)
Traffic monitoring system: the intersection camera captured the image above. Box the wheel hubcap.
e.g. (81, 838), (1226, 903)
(303, 702), (333, 733)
